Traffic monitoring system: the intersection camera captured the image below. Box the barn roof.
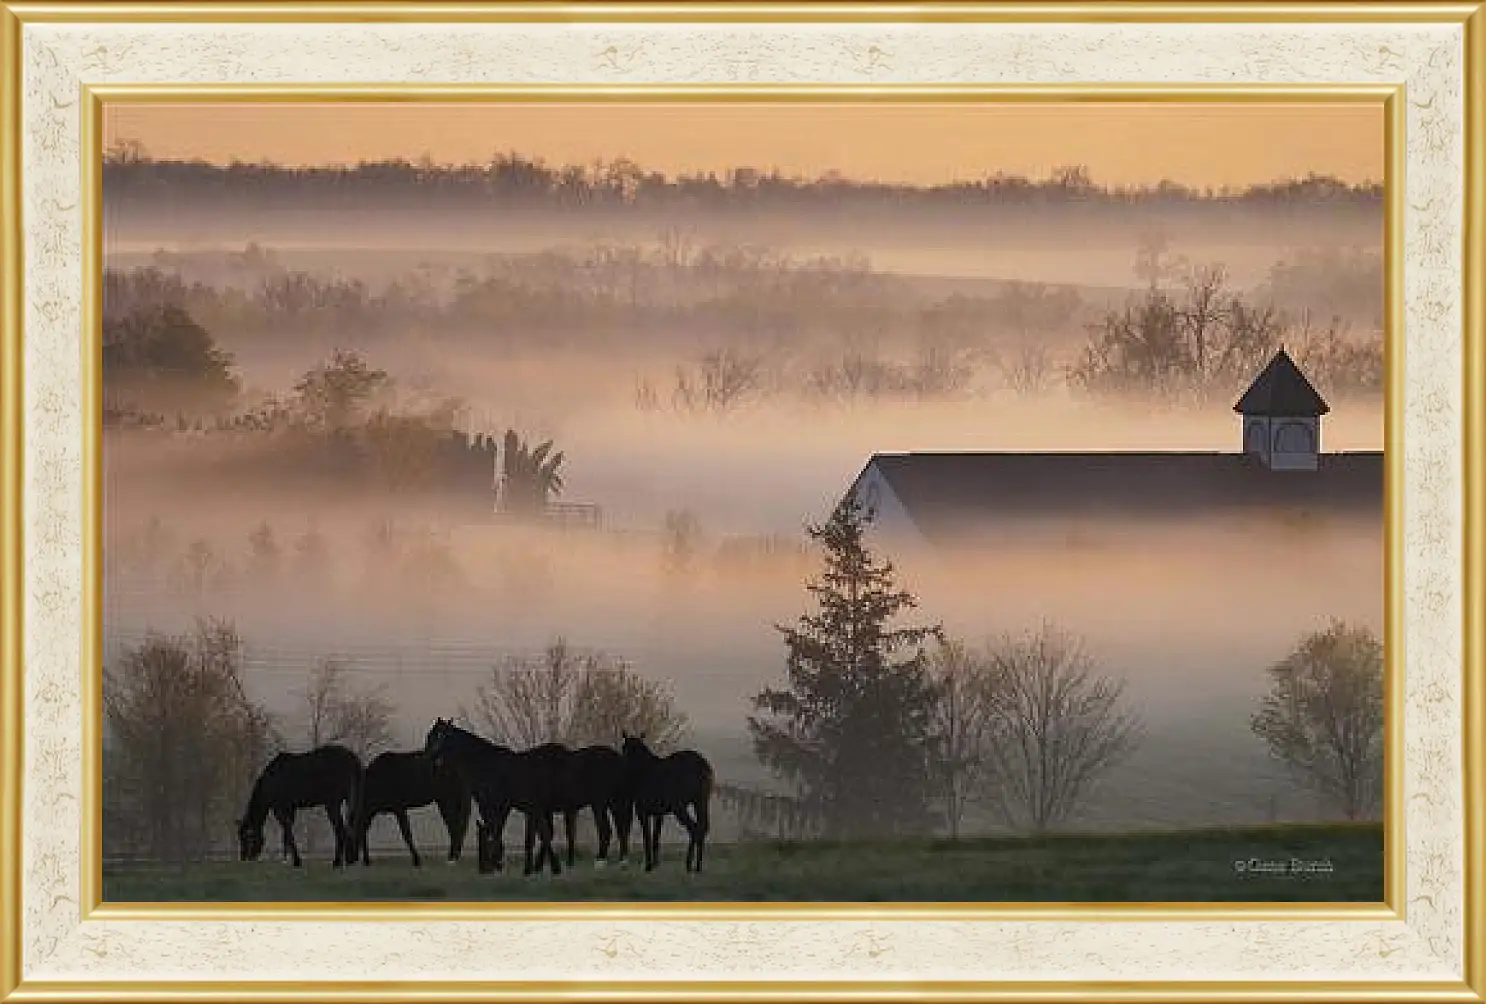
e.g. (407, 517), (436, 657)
(1233, 349), (1330, 417)
(860, 450), (1382, 544)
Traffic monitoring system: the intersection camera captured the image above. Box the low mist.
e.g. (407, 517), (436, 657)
(102, 198), (1386, 834)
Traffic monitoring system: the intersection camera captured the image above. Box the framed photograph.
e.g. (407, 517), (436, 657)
(1, 1), (1482, 1000)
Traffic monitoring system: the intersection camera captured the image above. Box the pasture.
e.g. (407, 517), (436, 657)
(104, 822), (1382, 903)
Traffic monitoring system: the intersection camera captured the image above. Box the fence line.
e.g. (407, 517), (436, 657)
(102, 631), (696, 681)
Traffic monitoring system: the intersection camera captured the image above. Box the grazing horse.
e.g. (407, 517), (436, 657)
(423, 719), (566, 875)
(236, 745), (363, 868)
(353, 750), (472, 867)
(621, 733), (713, 873)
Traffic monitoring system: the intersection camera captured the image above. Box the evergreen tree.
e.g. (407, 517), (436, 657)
(748, 490), (942, 838)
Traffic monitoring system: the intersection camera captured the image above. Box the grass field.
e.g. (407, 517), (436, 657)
(103, 822), (1382, 903)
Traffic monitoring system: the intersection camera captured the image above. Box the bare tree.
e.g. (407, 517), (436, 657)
(294, 657), (395, 856)
(174, 537), (230, 598)
(979, 623), (1144, 834)
(1131, 229), (1188, 290)
(661, 509), (703, 576)
(672, 349), (764, 414)
(245, 521), (280, 583)
(296, 657), (395, 760)
(996, 343), (1055, 397)
(633, 375), (662, 413)
(468, 637), (690, 751)
(103, 618), (276, 861)
(1250, 620), (1384, 821)
(569, 660), (691, 752)
(927, 638), (996, 838)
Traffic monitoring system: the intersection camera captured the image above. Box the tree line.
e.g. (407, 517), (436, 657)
(104, 242), (1383, 433)
(104, 142), (1382, 212)
(107, 240), (1381, 355)
(104, 246), (1098, 357)
(107, 505), (813, 613)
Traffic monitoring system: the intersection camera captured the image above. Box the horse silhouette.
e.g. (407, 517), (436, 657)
(621, 733), (713, 872)
(236, 744), (363, 868)
(423, 718), (566, 875)
(470, 743), (635, 872)
(353, 750), (471, 867)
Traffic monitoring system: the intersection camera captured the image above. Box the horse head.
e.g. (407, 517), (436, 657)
(620, 733), (653, 763)
(424, 717), (457, 768)
(236, 816), (265, 861)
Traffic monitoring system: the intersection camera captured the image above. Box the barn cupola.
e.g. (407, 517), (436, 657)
(1234, 348), (1330, 471)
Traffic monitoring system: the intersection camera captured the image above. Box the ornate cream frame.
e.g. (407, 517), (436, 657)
(1, 3), (1482, 1001)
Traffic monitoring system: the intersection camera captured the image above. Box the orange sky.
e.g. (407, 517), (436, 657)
(105, 101), (1383, 189)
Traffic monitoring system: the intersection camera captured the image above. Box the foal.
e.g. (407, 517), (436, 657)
(621, 733), (713, 873)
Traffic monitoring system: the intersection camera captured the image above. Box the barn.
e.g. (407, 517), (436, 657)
(842, 349), (1383, 551)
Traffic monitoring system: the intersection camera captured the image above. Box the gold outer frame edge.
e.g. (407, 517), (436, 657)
(2, 1), (1483, 22)
(3, 979), (1486, 1004)
(1383, 84), (1406, 925)
(1, 2), (24, 1001)
(82, 83), (1403, 102)
(1463, 5), (1485, 1000)
(79, 87), (102, 925)
(0, 1), (1473, 1001)
(84, 80), (1400, 923)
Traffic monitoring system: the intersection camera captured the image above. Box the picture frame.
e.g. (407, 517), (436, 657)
(1, 1), (1482, 1000)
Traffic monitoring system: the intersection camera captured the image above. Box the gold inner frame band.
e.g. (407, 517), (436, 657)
(81, 82), (1403, 923)
(5, 2), (1484, 22)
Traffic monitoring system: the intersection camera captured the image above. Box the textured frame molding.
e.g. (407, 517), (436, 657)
(0, 3), (1481, 1001)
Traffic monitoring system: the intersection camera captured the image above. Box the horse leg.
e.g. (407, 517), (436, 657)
(539, 812), (561, 876)
(636, 807), (653, 873)
(358, 808), (375, 867)
(615, 799), (634, 866)
(325, 801), (349, 867)
(443, 794), (471, 864)
(564, 809), (578, 867)
(523, 813), (537, 876)
(694, 796), (710, 873)
(675, 805), (700, 872)
(396, 809), (421, 867)
(593, 805), (613, 868)
(492, 804), (511, 872)
(648, 813), (665, 872)
(278, 810), (302, 868)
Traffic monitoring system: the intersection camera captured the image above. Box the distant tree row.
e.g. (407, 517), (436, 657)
(104, 237), (1383, 414)
(104, 142), (1382, 212)
(102, 248), (1097, 355)
(106, 515), (471, 605)
(106, 507), (813, 614)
